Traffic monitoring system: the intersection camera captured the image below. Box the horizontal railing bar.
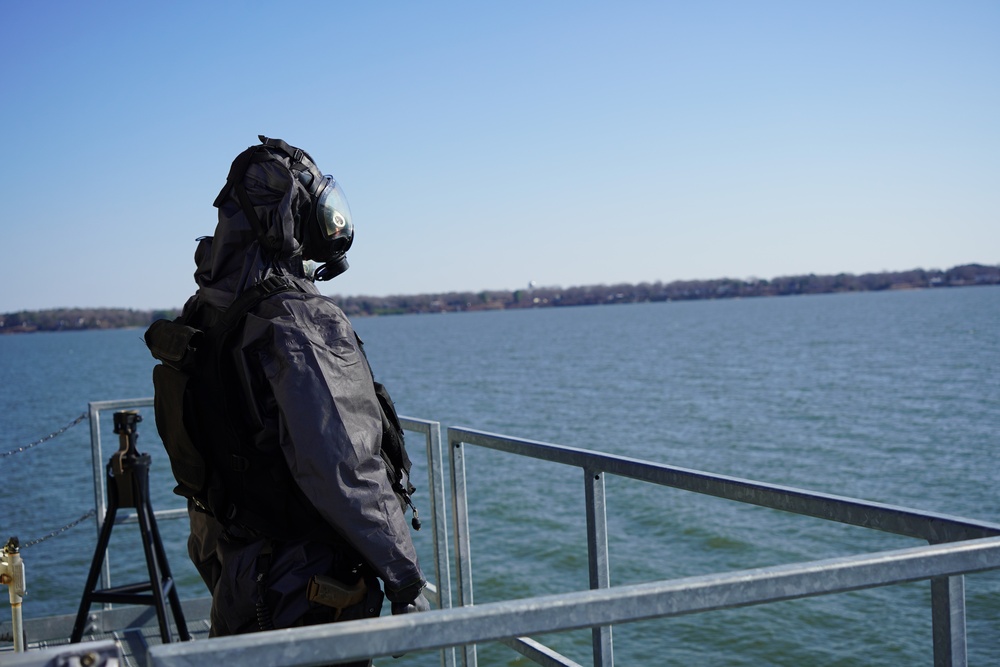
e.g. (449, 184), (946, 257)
(90, 401), (432, 442)
(398, 416), (433, 434)
(89, 398), (154, 412)
(449, 427), (1000, 543)
(148, 536), (1000, 666)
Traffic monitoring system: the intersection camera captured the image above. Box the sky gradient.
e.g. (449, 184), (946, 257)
(2, 1), (997, 312)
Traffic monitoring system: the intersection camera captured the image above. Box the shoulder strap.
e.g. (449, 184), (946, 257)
(217, 275), (301, 331)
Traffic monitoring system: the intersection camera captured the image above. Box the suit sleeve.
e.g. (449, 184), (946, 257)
(244, 296), (424, 596)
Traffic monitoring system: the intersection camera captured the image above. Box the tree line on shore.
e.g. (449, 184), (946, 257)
(2, 263), (997, 333)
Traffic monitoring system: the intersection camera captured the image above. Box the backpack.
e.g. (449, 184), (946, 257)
(143, 276), (420, 540)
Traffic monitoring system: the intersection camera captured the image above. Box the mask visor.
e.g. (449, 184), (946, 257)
(316, 176), (354, 243)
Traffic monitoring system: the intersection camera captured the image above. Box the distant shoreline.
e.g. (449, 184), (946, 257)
(2, 263), (997, 334)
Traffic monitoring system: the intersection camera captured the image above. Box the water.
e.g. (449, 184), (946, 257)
(2, 286), (998, 665)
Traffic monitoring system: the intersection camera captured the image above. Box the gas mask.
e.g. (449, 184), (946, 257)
(275, 136), (355, 280)
(214, 136), (356, 281)
(294, 166), (354, 281)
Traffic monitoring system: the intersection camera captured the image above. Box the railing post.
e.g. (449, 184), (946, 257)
(409, 419), (457, 667)
(931, 575), (967, 667)
(584, 468), (613, 667)
(88, 403), (115, 598)
(433, 428), (458, 667)
(449, 434), (477, 667)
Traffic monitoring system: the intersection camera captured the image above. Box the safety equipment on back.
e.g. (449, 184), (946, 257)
(143, 276), (421, 540)
(213, 135), (355, 281)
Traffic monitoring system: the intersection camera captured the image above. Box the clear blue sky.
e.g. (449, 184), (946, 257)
(2, 1), (997, 312)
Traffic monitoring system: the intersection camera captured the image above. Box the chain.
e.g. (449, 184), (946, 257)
(2, 412), (95, 548)
(19, 509), (97, 549)
(1, 411), (88, 457)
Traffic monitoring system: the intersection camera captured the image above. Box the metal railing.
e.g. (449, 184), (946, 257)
(445, 427), (1000, 667)
(75, 402), (1000, 666)
(147, 538), (1000, 666)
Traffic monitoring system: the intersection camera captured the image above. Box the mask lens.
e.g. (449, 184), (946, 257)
(316, 176), (353, 241)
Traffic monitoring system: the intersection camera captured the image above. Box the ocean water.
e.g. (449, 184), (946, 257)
(1, 286), (998, 665)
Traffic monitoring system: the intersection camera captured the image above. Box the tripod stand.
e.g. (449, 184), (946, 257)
(71, 410), (190, 644)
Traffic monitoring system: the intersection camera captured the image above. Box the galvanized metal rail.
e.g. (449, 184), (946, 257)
(9, 400), (1000, 666)
(444, 427), (1000, 667)
(148, 426), (1000, 667)
(146, 536), (1000, 666)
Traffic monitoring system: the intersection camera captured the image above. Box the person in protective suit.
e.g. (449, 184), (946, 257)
(174, 136), (428, 661)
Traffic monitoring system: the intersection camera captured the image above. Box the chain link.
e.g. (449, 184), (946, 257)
(3, 412), (95, 548)
(1, 411), (88, 457)
(19, 509), (97, 549)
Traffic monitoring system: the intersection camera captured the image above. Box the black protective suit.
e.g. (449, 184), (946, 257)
(178, 146), (424, 646)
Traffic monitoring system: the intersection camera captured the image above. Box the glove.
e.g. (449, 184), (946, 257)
(391, 591), (430, 616)
(391, 591), (430, 658)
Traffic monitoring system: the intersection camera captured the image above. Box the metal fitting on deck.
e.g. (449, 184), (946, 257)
(2, 536), (26, 652)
